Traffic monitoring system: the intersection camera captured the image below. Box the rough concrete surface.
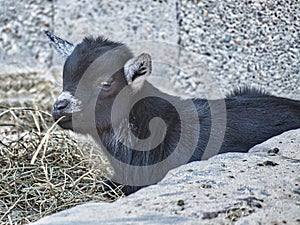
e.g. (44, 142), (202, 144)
(32, 129), (300, 225)
(0, 0), (178, 72)
(176, 0), (300, 99)
(0, 0), (180, 105)
(1, 0), (299, 99)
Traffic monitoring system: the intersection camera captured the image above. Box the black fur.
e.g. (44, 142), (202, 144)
(101, 86), (300, 195)
(227, 86), (270, 97)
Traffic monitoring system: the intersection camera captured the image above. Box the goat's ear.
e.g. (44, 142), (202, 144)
(44, 30), (75, 59)
(124, 53), (152, 85)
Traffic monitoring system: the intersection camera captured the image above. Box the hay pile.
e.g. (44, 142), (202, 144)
(0, 105), (123, 224)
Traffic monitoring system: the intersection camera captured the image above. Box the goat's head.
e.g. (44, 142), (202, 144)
(46, 31), (152, 133)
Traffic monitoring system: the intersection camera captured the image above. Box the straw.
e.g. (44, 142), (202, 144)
(0, 106), (123, 224)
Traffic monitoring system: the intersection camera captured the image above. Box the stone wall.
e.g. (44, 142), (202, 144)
(176, 0), (300, 98)
(0, 0), (179, 106)
(1, 0), (299, 105)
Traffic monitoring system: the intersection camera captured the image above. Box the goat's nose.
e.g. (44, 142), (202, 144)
(54, 99), (69, 110)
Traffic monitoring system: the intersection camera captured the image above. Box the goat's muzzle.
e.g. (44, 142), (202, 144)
(52, 99), (73, 130)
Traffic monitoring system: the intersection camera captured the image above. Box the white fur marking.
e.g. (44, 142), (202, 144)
(57, 91), (82, 113)
(124, 58), (139, 84)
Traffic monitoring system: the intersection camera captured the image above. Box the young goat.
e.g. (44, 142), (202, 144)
(46, 31), (300, 195)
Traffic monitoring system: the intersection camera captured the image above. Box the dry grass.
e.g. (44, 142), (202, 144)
(0, 105), (123, 224)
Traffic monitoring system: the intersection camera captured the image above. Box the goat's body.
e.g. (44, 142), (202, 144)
(193, 90), (300, 158)
(219, 94), (300, 154)
(94, 84), (300, 194)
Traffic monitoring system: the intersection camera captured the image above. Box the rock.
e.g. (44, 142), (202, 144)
(32, 129), (300, 225)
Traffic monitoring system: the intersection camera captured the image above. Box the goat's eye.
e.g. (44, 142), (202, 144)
(99, 81), (111, 89)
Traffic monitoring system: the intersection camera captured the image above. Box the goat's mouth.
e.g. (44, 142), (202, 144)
(57, 117), (73, 130)
(52, 114), (73, 130)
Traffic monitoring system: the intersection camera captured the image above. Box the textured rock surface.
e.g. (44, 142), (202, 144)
(176, 0), (300, 99)
(32, 129), (300, 225)
(1, 0), (299, 101)
(0, 0), (178, 72)
(52, 0), (179, 77)
(0, 0), (180, 105)
(0, 0), (53, 71)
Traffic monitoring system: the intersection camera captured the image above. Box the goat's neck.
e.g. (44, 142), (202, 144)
(97, 81), (181, 165)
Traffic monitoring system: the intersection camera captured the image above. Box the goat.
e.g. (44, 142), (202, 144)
(45, 31), (300, 195)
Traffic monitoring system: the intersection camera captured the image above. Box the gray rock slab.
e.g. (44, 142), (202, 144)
(32, 129), (300, 225)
